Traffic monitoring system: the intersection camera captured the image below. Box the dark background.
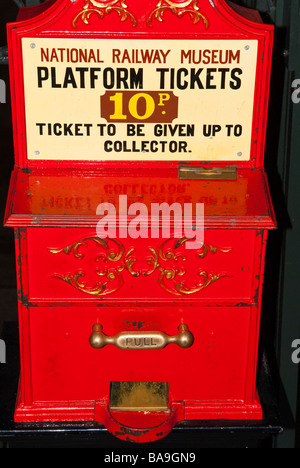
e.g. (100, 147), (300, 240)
(0, 0), (299, 448)
(0, 1), (19, 339)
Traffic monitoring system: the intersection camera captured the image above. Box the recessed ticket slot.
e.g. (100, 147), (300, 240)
(110, 382), (169, 411)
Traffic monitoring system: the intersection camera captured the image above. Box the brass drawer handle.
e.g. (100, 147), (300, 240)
(89, 323), (194, 350)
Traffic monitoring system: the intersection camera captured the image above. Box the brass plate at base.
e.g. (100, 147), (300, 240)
(110, 382), (169, 411)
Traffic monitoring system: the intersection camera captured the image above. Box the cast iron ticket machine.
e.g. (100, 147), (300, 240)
(4, 0), (276, 443)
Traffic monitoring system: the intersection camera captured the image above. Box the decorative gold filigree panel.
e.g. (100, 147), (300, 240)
(147, 0), (209, 28)
(49, 236), (231, 296)
(72, 0), (208, 28)
(73, 0), (137, 28)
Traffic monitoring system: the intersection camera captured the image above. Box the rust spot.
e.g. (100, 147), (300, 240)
(115, 426), (149, 437)
(124, 320), (145, 329)
(21, 167), (33, 174)
(156, 431), (168, 437)
(21, 294), (29, 306)
(253, 287), (259, 304)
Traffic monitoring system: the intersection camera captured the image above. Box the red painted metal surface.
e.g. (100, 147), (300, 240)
(5, 167), (275, 228)
(16, 227), (264, 303)
(4, 0), (276, 443)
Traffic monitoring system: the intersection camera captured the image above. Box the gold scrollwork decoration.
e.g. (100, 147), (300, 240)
(49, 236), (231, 297)
(49, 237), (125, 296)
(49, 236), (108, 258)
(124, 247), (159, 277)
(73, 0), (137, 28)
(156, 237), (229, 296)
(53, 271), (108, 296)
(147, 0), (209, 28)
(175, 272), (227, 296)
(197, 243), (232, 259)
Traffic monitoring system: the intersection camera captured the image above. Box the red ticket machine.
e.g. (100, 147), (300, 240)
(4, 0), (276, 443)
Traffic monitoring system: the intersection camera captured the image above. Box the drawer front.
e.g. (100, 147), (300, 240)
(24, 227), (263, 303)
(27, 305), (257, 405)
